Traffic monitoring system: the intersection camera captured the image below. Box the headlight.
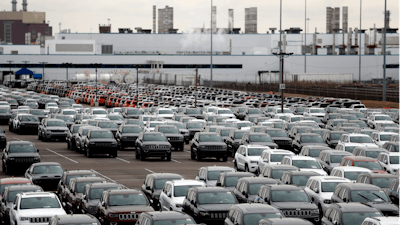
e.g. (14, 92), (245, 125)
(8, 157), (15, 161)
(89, 141), (95, 145)
(111, 142), (117, 146)
(167, 138), (171, 141)
(19, 217), (29, 221)
(250, 161), (258, 164)
(109, 214), (118, 218)
(199, 145), (205, 148)
(323, 199), (331, 204)
(313, 209), (319, 214)
(199, 212), (209, 216)
(34, 157), (40, 161)
(175, 204), (182, 208)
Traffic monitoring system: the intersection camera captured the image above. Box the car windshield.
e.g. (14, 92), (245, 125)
(77, 181), (102, 193)
(150, 123), (163, 128)
(220, 130), (232, 136)
(32, 165), (63, 174)
(292, 160), (321, 169)
(9, 144), (36, 153)
(108, 115), (124, 120)
(20, 197), (60, 209)
(344, 171), (366, 180)
(186, 109), (201, 114)
(66, 174), (96, 185)
(47, 121), (66, 127)
(90, 187), (119, 199)
(29, 110), (45, 115)
(0, 108), (10, 113)
(321, 182), (344, 192)
(272, 169), (296, 179)
(159, 127), (179, 134)
(58, 117), (73, 122)
(354, 161), (383, 170)
(8, 189), (40, 202)
(63, 111), (76, 115)
(21, 115), (39, 122)
(127, 110), (142, 115)
(158, 110), (173, 115)
(344, 146), (357, 153)
(309, 149), (323, 157)
(99, 122), (118, 128)
(350, 136), (373, 143)
(342, 212), (382, 225)
(208, 171), (232, 180)
(372, 177), (396, 188)
(155, 179), (181, 189)
(0, 184), (29, 194)
(243, 213), (281, 225)
(108, 194), (147, 206)
(248, 109), (262, 114)
(292, 175), (313, 186)
(237, 123), (252, 128)
(198, 192), (236, 204)
(375, 116), (391, 121)
(310, 109), (324, 113)
(331, 133), (344, 140)
(331, 155), (347, 163)
(249, 135), (272, 142)
(90, 131), (113, 139)
(301, 135), (324, 143)
(83, 115), (95, 120)
(271, 190), (309, 202)
(351, 190), (389, 202)
(174, 185), (203, 197)
(187, 123), (202, 129)
(93, 110), (107, 115)
(199, 135), (222, 142)
(266, 130), (288, 137)
(380, 135), (393, 141)
(248, 148), (267, 156)
(271, 154), (291, 162)
(365, 151), (384, 158)
(169, 123), (185, 129)
(122, 127), (142, 133)
(234, 132), (246, 139)
(390, 156), (399, 164)
(143, 134), (166, 141)
(126, 120), (144, 126)
(225, 176), (246, 187)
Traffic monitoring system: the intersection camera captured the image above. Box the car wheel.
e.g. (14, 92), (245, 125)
(140, 153), (146, 161)
(43, 135), (47, 142)
(72, 142), (76, 151)
(223, 156), (228, 162)
(180, 143), (184, 151)
(4, 164), (10, 175)
(185, 140), (189, 144)
(197, 155), (202, 161)
(167, 154), (171, 161)
(135, 150), (140, 159)
(87, 147), (93, 158)
(318, 204), (323, 220)
(67, 141), (71, 150)
(110, 151), (117, 158)
(245, 164), (250, 172)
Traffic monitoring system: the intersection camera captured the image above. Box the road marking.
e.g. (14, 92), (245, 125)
(45, 148), (78, 163)
(145, 168), (156, 174)
(13, 137), (23, 141)
(116, 157), (130, 163)
(184, 150), (191, 153)
(90, 169), (117, 182)
(171, 159), (181, 163)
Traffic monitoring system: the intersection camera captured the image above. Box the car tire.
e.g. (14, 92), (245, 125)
(87, 148), (93, 158)
(185, 140), (189, 144)
(140, 153), (146, 161)
(197, 155), (202, 161)
(318, 204), (323, 220)
(167, 154), (171, 161)
(43, 135), (48, 142)
(223, 156), (228, 162)
(4, 164), (10, 175)
(67, 141), (71, 150)
(110, 151), (117, 158)
(191, 150), (196, 160)
(135, 150), (140, 159)
(180, 143), (184, 151)
(245, 164), (250, 172)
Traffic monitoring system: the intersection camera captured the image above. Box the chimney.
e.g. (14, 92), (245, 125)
(153, 6), (156, 33)
(385, 10), (390, 28)
(22, 0), (27, 11)
(228, 9), (233, 33)
(12, 0), (17, 11)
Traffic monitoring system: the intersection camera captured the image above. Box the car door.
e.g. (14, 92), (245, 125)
(237, 147), (245, 170)
(9, 196), (19, 224)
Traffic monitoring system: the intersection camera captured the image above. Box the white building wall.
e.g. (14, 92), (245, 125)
(0, 45), (40, 54)
(45, 39), (96, 55)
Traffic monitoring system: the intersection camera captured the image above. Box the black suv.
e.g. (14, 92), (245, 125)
(57, 170), (98, 203)
(261, 128), (292, 150)
(279, 171), (320, 187)
(233, 177), (280, 203)
(135, 132), (172, 161)
(190, 132), (228, 161)
(321, 203), (383, 225)
(79, 182), (124, 215)
(67, 124), (87, 151)
(24, 162), (64, 191)
(255, 185), (320, 223)
(215, 172), (254, 192)
(259, 164), (299, 180)
(14, 114), (40, 134)
(239, 133), (278, 149)
(154, 125), (184, 151)
(137, 211), (196, 225)
(2, 141), (41, 174)
(0, 127), (7, 151)
(182, 187), (238, 224)
(331, 183), (399, 216)
(116, 125), (142, 150)
(49, 215), (100, 225)
(141, 173), (184, 210)
(225, 130), (250, 157)
(224, 203), (282, 225)
(84, 129), (118, 158)
(0, 185), (43, 225)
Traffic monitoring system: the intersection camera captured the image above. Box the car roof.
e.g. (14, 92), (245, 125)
(194, 187), (231, 193)
(309, 176), (351, 182)
(288, 156), (317, 161)
(8, 141), (33, 145)
(168, 180), (204, 186)
(108, 189), (141, 195)
(283, 171), (320, 176)
(268, 185), (303, 191)
(0, 177), (31, 184)
(343, 156), (378, 161)
(32, 162), (62, 166)
(223, 172), (254, 177)
(363, 173), (397, 178)
(202, 166), (234, 171)
(149, 173), (184, 179)
(65, 170), (96, 175)
(4, 185), (41, 192)
(334, 166), (372, 172)
(321, 150), (353, 155)
(71, 177), (105, 183)
(144, 211), (192, 220)
(87, 182), (122, 188)
(267, 164), (299, 169)
(234, 203), (280, 214)
(54, 215), (99, 224)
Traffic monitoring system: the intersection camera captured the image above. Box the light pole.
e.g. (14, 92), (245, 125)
(210, 0), (213, 88)
(383, 0), (387, 101)
(22, 61), (29, 80)
(39, 62), (47, 82)
(62, 63), (72, 81)
(304, 0), (307, 73)
(359, 0), (362, 83)
(91, 63), (102, 106)
(136, 66), (139, 108)
(6, 60), (13, 88)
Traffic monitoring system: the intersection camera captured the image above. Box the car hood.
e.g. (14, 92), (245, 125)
(108, 205), (154, 213)
(272, 137), (292, 141)
(247, 156), (262, 161)
(9, 153), (39, 158)
(122, 134), (139, 137)
(45, 126), (68, 131)
(251, 142), (278, 148)
(31, 173), (63, 179)
(206, 180), (218, 187)
(197, 204), (235, 211)
(271, 202), (318, 210)
(87, 199), (100, 206)
(362, 202), (399, 211)
(164, 134), (183, 138)
(240, 127), (251, 131)
(301, 143), (329, 147)
(200, 142), (226, 146)
(172, 197), (185, 205)
(18, 208), (66, 217)
(320, 192), (333, 201)
(299, 168), (327, 176)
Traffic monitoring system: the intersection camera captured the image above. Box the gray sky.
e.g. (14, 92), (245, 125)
(2, 0), (398, 33)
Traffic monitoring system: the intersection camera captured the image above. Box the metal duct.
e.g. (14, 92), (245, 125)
(22, 0), (27, 11)
(12, 0), (17, 11)
(347, 28), (352, 55)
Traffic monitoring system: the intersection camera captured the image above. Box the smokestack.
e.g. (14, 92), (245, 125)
(212, 6), (217, 33)
(12, 0), (17, 11)
(342, 6), (348, 33)
(347, 28), (352, 54)
(326, 7), (333, 33)
(385, 10), (390, 28)
(228, 9), (233, 33)
(22, 0), (27, 11)
(153, 5), (156, 33)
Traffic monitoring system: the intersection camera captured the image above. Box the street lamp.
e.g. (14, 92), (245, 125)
(136, 66), (139, 108)
(90, 63), (102, 106)
(6, 60), (13, 88)
(39, 62), (48, 82)
(210, 0), (213, 88)
(62, 63), (72, 81)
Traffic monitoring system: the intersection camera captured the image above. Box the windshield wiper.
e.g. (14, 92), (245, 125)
(372, 193), (387, 202)
(357, 193), (372, 202)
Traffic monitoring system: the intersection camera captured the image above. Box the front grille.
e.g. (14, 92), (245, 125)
(29, 217), (51, 223)
(95, 142), (112, 147)
(126, 137), (137, 140)
(118, 213), (139, 220)
(275, 140), (291, 145)
(51, 130), (65, 133)
(210, 212), (228, 219)
(147, 145), (169, 149)
(205, 146), (224, 150)
(15, 157), (34, 163)
(23, 124), (38, 127)
(282, 210), (312, 217)
(168, 137), (181, 141)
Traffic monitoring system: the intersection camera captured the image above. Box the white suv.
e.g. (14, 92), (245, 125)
(234, 145), (270, 173)
(281, 155), (328, 176)
(257, 149), (295, 173)
(9, 192), (66, 225)
(330, 166), (372, 182)
(338, 134), (379, 148)
(377, 152), (399, 174)
(159, 180), (205, 212)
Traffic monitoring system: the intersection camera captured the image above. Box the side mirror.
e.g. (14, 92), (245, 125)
(199, 176), (205, 181)
(167, 192), (171, 198)
(13, 204), (17, 210)
(36, 149), (39, 153)
(216, 183), (221, 187)
(83, 195), (86, 200)
(343, 198), (348, 203)
(383, 160), (388, 164)
(146, 186), (151, 190)
(101, 201), (105, 207)
(313, 188), (319, 193)
(242, 191), (246, 195)
(62, 202), (66, 207)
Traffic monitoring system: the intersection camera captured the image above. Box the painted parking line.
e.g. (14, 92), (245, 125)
(13, 137), (24, 141)
(90, 169), (128, 189)
(116, 157), (130, 163)
(45, 148), (78, 163)
(171, 159), (181, 163)
(145, 168), (156, 174)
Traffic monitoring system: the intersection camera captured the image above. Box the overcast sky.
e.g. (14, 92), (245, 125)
(2, 0), (398, 33)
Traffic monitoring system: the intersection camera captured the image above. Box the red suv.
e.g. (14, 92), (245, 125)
(0, 177), (32, 197)
(340, 156), (387, 174)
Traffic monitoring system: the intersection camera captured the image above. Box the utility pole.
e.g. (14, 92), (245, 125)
(210, 0), (213, 88)
(6, 60), (13, 89)
(383, 0), (387, 101)
(304, 0), (307, 73)
(62, 63), (72, 81)
(274, 52), (293, 113)
(39, 62), (47, 82)
(90, 63), (101, 106)
(136, 66), (139, 108)
(195, 67), (198, 108)
(359, 0), (362, 82)
(279, 0), (282, 92)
